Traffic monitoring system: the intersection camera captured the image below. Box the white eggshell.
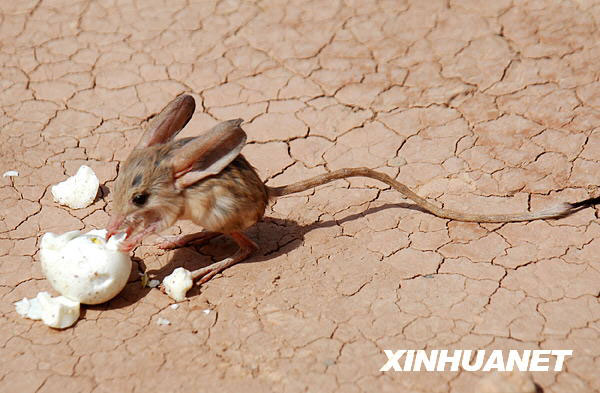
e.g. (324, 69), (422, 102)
(162, 267), (193, 302)
(40, 229), (131, 305)
(51, 165), (99, 209)
(15, 291), (80, 329)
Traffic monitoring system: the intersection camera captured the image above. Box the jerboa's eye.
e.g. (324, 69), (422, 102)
(132, 192), (149, 206)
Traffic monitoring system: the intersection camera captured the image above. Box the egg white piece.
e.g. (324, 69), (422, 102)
(51, 165), (99, 209)
(40, 229), (131, 305)
(162, 267), (193, 302)
(15, 291), (80, 329)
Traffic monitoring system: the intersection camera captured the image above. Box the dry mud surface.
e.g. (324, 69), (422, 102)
(1, 0), (600, 392)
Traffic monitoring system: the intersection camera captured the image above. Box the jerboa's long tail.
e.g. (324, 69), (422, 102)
(267, 167), (597, 223)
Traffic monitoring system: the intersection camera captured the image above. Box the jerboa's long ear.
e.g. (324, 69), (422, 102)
(170, 119), (246, 190)
(136, 94), (196, 148)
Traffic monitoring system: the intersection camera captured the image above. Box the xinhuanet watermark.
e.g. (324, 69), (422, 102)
(380, 349), (572, 372)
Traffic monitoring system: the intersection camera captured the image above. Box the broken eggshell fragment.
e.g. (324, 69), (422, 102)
(162, 267), (193, 302)
(51, 165), (99, 209)
(40, 229), (131, 305)
(15, 292), (80, 329)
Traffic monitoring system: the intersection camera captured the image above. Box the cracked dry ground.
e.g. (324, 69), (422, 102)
(1, 0), (600, 392)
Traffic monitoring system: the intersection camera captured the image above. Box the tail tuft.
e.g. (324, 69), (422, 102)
(531, 202), (573, 219)
(532, 197), (600, 219)
(569, 196), (600, 209)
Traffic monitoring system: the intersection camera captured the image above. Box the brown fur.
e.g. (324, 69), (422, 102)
(110, 134), (267, 249)
(183, 155), (268, 233)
